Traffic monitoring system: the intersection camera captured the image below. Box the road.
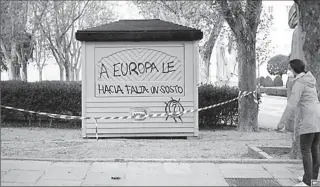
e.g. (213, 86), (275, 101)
(258, 94), (287, 129)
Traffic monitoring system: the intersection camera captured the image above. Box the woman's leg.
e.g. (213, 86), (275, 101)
(311, 132), (320, 180)
(300, 133), (315, 186)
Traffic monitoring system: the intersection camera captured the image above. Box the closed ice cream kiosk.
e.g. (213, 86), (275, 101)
(76, 19), (203, 138)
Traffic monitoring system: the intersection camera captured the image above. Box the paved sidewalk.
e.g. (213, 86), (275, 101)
(1, 159), (308, 186)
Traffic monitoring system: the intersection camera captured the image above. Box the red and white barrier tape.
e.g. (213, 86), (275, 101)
(1, 90), (257, 140)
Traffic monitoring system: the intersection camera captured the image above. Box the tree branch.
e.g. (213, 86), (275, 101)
(230, 1), (244, 18)
(39, 20), (64, 67)
(230, 1), (246, 32)
(158, 0), (179, 17)
(218, 1), (237, 35)
(245, 0), (262, 33)
(59, 1), (90, 40)
(203, 14), (224, 60)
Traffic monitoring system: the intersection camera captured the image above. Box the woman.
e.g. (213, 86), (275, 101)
(277, 59), (320, 186)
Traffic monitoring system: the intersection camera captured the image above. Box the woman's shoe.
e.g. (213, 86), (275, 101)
(293, 181), (308, 186)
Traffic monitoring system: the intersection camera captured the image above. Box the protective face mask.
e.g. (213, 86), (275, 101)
(287, 70), (294, 78)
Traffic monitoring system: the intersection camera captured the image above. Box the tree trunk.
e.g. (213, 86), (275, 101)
(217, 0), (262, 132)
(21, 61), (27, 82)
(285, 77), (295, 132)
(75, 68), (80, 81)
(64, 63), (70, 81)
(290, 0), (320, 160)
(237, 38), (259, 131)
(290, 134), (302, 159)
(287, 77), (300, 158)
(295, 0), (320, 92)
(7, 59), (16, 80)
(69, 66), (74, 81)
(8, 41), (21, 80)
(201, 58), (210, 83)
(39, 69), (43, 81)
(59, 65), (64, 81)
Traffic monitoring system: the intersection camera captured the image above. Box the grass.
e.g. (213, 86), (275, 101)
(1, 126), (292, 160)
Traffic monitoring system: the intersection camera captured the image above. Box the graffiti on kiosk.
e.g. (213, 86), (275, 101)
(165, 97), (184, 122)
(96, 48), (185, 97)
(97, 84), (183, 95)
(99, 61), (176, 79)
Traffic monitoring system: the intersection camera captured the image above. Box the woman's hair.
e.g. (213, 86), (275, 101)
(289, 59), (307, 74)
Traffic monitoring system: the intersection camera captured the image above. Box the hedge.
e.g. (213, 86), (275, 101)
(258, 76), (284, 88)
(198, 84), (261, 129)
(262, 87), (320, 99)
(261, 87), (287, 97)
(273, 75), (284, 87)
(264, 76), (274, 87)
(1, 81), (81, 128)
(1, 81), (261, 129)
(258, 77), (266, 87)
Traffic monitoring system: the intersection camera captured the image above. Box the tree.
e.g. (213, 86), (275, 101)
(33, 29), (49, 81)
(39, 1), (118, 81)
(38, 1), (90, 81)
(41, 1), (89, 81)
(288, 0), (320, 159)
(218, 0), (262, 131)
(0, 0), (25, 80)
(294, 0), (320, 92)
(255, 8), (274, 75)
(0, 0), (47, 81)
(134, 1), (224, 83)
(67, 1), (119, 81)
(267, 54), (289, 77)
(217, 6), (274, 82)
(0, 51), (7, 71)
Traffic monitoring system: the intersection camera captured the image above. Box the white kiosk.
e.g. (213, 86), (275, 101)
(76, 19), (203, 138)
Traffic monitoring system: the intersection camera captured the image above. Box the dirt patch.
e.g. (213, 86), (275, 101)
(1, 127), (292, 160)
(260, 147), (292, 159)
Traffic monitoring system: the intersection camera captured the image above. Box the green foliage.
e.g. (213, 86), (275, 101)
(133, 1), (219, 39)
(1, 81), (81, 128)
(264, 76), (274, 87)
(274, 75), (284, 87)
(220, 5), (274, 67)
(1, 81), (262, 130)
(198, 84), (261, 129)
(0, 54), (8, 71)
(133, 1), (223, 83)
(257, 76), (266, 87)
(0, 1), (34, 77)
(262, 87), (287, 97)
(267, 54), (289, 76)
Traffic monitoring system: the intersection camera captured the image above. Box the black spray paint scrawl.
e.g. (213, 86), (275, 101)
(165, 97), (184, 122)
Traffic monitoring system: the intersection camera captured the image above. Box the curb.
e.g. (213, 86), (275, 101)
(248, 145), (273, 159)
(1, 157), (302, 164)
(248, 145), (296, 161)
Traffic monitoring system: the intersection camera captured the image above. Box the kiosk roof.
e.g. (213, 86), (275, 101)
(76, 19), (203, 42)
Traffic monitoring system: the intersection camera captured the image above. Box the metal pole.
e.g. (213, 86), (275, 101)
(94, 118), (99, 141)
